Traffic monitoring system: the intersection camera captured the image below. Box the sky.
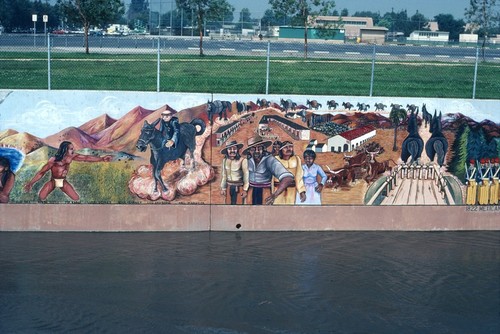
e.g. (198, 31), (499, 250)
(227, 0), (470, 20)
(48, 1), (470, 21)
(1, 91), (498, 138)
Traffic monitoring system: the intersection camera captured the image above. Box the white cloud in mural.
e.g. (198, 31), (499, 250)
(96, 96), (131, 118)
(426, 99), (497, 123)
(176, 94), (211, 111)
(140, 93), (211, 112)
(21, 100), (67, 131)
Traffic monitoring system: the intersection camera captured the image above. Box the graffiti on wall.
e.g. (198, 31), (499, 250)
(1, 90), (499, 206)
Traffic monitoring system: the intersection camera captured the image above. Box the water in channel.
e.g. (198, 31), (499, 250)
(1, 231), (499, 333)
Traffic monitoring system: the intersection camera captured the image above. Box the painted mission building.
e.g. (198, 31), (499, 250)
(327, 125), (376, 152)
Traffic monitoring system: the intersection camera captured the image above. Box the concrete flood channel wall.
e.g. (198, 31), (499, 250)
(0, 90), (499, 231)
(1, 204), (500, 231)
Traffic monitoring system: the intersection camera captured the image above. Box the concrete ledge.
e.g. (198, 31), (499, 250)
(0, 204), (211, 231)
(1, 204), (498, 231)
(210, 205), (500, 231)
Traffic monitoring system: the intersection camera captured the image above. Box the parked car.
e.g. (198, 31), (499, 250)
(89, 29), (104, 36)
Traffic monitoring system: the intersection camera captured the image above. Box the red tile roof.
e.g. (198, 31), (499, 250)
(339, 125), (375, 140)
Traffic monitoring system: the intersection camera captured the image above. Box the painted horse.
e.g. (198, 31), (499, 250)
(401, 110), (424, 164)
(374, 103), (387, 111)
(425, 110), (448, 166)
(236, 101), (250, 114)
(421, 103), (432, 128)
(306, 99), (322, 110)
(256, 98), (270, 109)
(280, 98), (297, 111)
(136, 118), (206, 193)
(327, 100), (339, 110)
(206, 100), (231, 124)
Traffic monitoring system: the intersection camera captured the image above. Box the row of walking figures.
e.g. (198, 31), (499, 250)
(465, 158), (500, 205)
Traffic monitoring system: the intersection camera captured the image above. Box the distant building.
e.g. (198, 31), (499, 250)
(315, 143), (328, 153)
(266, 115), (310, 141)
(408, 30), (449, 43)
(426, 21), (439, 32)
(327, 125), (376, 153)
(313, 16), (372, 40)
(311, 16), (387, 43)
(212, 121), (241, 147)
(359, 26), (389, 44)
(278, 26), (345, 42)
(258, 116), (270, 132)
(277, 16), (387, 44)
(459, 33), (479, 44)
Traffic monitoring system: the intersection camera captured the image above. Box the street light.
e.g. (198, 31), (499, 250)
(43, 15), (48, 46)
(43, 15), (48, 34)
(170, 1), (173, 36)
(32, 14), (38, 47)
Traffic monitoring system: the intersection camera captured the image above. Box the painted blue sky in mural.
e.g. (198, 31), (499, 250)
(0, 90), (498, 138)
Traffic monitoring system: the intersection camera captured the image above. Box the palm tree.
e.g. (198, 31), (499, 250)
(389, 107), (408, 151)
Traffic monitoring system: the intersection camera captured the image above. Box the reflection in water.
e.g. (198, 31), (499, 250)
(1, 232), (499, 333)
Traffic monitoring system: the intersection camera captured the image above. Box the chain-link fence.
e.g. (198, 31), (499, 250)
(1, 33), (499, 99)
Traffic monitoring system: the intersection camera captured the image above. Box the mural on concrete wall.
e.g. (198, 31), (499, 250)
(0, 90), (499, 206)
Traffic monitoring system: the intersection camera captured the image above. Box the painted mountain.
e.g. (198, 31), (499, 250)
(96, 103), (211, 152)
(443, 113), (500, 139)
(94, 105), (158, 151)
(43, 126), (99, 150)
(1, 103), (499, 160)
(0, 129), (19, 141)
(79, 114), (117, 137)
(0, 131), (45, 154)
(43, 114), (118, 150)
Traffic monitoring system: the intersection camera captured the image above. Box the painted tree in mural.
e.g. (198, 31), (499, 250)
(57, 0), (124, 54)
(268, 0), (337, 58)
(176, 0), (234, 56)
(389, 107), (408, 151)
(449, 121), (499, 183)
(465, 0), (500, 60)
(449, 124), (471, 182)
(467, 127), (488, 161)
(466, 129), (479, 162)
(484, 138), (499, 159)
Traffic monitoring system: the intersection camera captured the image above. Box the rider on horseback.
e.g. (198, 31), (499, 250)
(152, 109), (180, 149)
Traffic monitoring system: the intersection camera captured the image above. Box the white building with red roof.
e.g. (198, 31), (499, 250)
(327, 125), (376, 153)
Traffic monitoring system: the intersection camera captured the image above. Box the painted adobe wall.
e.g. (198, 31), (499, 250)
(0, 90), (499, 231)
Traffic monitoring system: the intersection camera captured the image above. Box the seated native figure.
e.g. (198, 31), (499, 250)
(152, 109), (180, 148)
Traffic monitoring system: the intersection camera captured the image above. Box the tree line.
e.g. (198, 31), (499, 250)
(0, 0), (498, 55)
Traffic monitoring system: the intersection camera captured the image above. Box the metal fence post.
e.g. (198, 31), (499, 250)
(266, 41), (270, 95)
(47, 33), (51, 91)
(157, 36), (161, 92)
(369, 44), (376, 97)
(472, 46), (479, 99)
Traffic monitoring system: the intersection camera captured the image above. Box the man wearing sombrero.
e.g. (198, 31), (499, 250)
(220, 140), (249, 205)
(243, 135), (294, 205)
(151, 108), (180, 148)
